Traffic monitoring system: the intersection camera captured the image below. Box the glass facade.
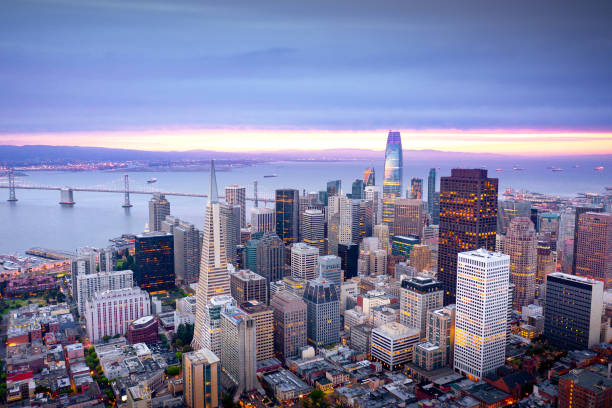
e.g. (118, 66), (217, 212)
(134, 232), (175, 292)
(275, 189), (299, 245)
(382, 131), (403, 226)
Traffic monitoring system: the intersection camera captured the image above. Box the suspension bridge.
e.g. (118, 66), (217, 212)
(0, 170), (274, 206)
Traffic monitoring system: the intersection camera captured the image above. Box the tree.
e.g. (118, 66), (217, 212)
(303, 390), (329, 408)
(166, 366), (180, 376)
(102, 335), (111, 343)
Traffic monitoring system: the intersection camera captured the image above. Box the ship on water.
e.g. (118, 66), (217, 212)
(264, 174), (278, 178)
(147, 178), (157, 183)
(595, 166), (604, 171)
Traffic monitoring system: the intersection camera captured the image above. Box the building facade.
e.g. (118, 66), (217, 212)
(504, 217), (537, 311)
(575, 212), (612, 288)
(303, 278), (340, 347)
(230, 269), (268, 305)
(220, 306), (258, 396)
(270, 291), (307, 361)
(240, 300), (274, 362)
(370, 322), (419, 371)
(275, 189), (300, 245)
(183, 348), (221, 408)
(291, 243), (319, 282)
(382, 131), (403, 229)
(302, 209), (326, 255)
(134, 232), (175, 292)
(225, 185), (246, 228)
(399, 276), (444, 339)
(251, 207), (276, 233)
(148, 192), (170, 232)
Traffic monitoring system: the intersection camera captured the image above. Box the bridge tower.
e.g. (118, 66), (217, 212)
(122, 174), (133, 208)
(253, 179), (258, 208)
(7, 168), (17, 202)
(59, 188), (75, 206)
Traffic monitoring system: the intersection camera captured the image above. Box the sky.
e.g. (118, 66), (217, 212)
(1, 0), (612, 154)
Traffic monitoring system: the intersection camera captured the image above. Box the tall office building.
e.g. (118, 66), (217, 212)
(162, 216), (202, 284)
(572, 206), (603, 274)
(85, 287), (151, 343)
(544, 273), (603, 350)
(427, 168), (436, 216)
(439, 169), (498, 304)
(575, 212), (612, 288)
(364, 167), (375, 186)
(270, 291), (308, 361)
(225, 185), (246, 228)
(256, 232), (286, 284)
(382, 131), (403, 229)
(298, 192), (323, 242)
(220, 305), (257, 396)
(454, 249), (509, 381)
(183, 348), (221, 408)
(410, 245), (433, 273)
(220, 203), (241, 265)
(198, 295), (236, 357)
(240, 300), (274, 362)
(193, 161), (231, 349)
(148, 193), (170, 232)
(371, 323), (420, 371)
(497, 200), (531, 235)
(303, 209), (325, 254)
(76, 270), (134, 315)
(536, 239), (557, 284)
(303, 277), (340, 347)
(244, 232), (263, 273)
(538, 212), (561, 245)
(399, 276), (443, 339)
(408, 178), (423, 200)
(426, 305), (456, 366)
(393, 199), (424, 238)
(431, 192), (441, 225)
(318, 255), (342, 292)
(275, 189), (299, 245)
(290, 243), (319, 282)
(230, 269), (268, 305)
(338, 196), (359, 245)
(251, 207), (276, 233)
(338, 243), (359, 279)
(326, 180), (341, 199)
(134, 232), (175, 292)
(365, 185), (382, 225)
(351, 179), (365, 199)
(504, 217), (537, 311)
(327, 212), (340, 256)
(373, 224), (391, 253)
(558, 370), (612, 408)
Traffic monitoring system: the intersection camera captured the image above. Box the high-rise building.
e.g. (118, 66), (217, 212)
(256, 232), (286, 284)
(302, 209), (325, 255)
(326, 180), (341, 199)
(504, 217), (537, 311)
(426, 305), (455, 366)
(338, 196), (358, 245)
(198, 295), (236, 357)
(575, 212), (612, 288)
(338, 243), (358, 279)
(358, 199), (374, 240)
(373, 224), (390, 253)
(572, 206), (603, 274)
(251, 207), (276, 233)
(427, 168), (436, 217)
(220, 305), (257, 396)
(351, 179), (365, 199)
(327, 212), (340, 256)
(536, 239), (557, 284)
(303, 277), (340, 347)
(193, 161), (231, 349)
(394, 199), (424, 238)
(270, 291), (307, 361)
(364, 168), (375, 187)
(391, 235), (420, 259)
(454, 249), (509, 381)
(370, 322), (420, 371)
(134, 232), (175, 292)
(431, 192), (440, 225)
(439, 169), (498, 304)
(76, 269), (134, 315)
(382, 131), (403, 229)
(225, 185), (246, 228)
(220, 203), (241, 265)
(148, 193), (170, 232)
(318, 255), (342, 292)
(183, 348), (221, 408)
(497, 200), (531, 235)
(410, 245), (433, 273)
(291, 243), (319, 282)
(400, 276), (443, 338)
(240, 300), (274, 362)
(408, 178), (423, 200)
(358, 237), (380, 276)
(162, 216), (202, 284)
(365, 186), (382, 225)
(85, 287), (151, 343)
(230, 269), (268, 305)
(275, 189), (299, 245)
(298, 192), (323, 242)
(558, 369), (612, 408)
(538, 212), (561, 245)
(244, 232), (263, 273)
(544, 273), (603, 350)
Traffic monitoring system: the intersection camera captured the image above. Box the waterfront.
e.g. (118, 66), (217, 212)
(1, 157), (610, 253)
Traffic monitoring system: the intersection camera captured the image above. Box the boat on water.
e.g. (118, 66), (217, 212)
(495, 168), (503, 172)
(573, 165), (580, 168)
(512, 166), (525, 171)
(595, 166), (604, 171)
(551, 167), (563, 172)
(263, 174), (278, 178)
(147, 178), (158, 184)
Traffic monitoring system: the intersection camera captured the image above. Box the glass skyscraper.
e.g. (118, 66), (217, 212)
(427, 168), (436, 216)
(382, 131), (403, 227)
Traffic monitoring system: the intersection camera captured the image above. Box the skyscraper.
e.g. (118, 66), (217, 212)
(290, 243), (319, 282)
(505, 217), (537, 311)
(427, 168), (436, 216)
(134, 232), (175, 292)
(225, 185), (246, 228)
(399, 276), (443, 339)
(382, 131), (403, 229)
(256, 232), (286, 284)
(544, 273), (603, 350)
(162, 216), (202, 284)
(439, 169), (498, 304)
(270, 291), (307, 361)
(318, 255), (342, 292)
(370, 323), (420, 371)
(302, 209), (325, 255)
(351, 179), (365, 199)
(303, 277), (340, 347)
(193, 161), (231, 349)
(338, 243), (358, 279)
(408, 178), (423, 200)
(230, 269), (268, 305)
(575, 212), (612, 288)
(364, 167), (375, 187)
(251, 207), (276, 233)
(198, 295), (236, 357)
(326, 179), (341, 199)
(497, 200), (531, 235)
(76, 270), (134, 315)
(275, 189), (299, 245)
(365, 185), (382, 225)
(240, 300), (274, 362)
(338, 195), (359, 245)
(183, 348), (221, 408)
(148, 192), (170, 232)
(393, 198), (424, 238)
(572, 206), (603, 274)
(220, 203), (241, 265)
(454, 249), (509, 381)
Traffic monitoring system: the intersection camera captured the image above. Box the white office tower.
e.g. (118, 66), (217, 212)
(303, 209), (326, 255)
(358, 237), (380, 275)
(365, 186), (382, 225)
(339, 195), (359, 245)
(200, 295), (235, 358)
(76, 269), (134, 315)
(370, 322), (420, 371)
(291, 243), (319, 282)
(85, 287), (150, 343)
(454, 249), (510, 381)
(225, 185), (246, 228)
(318, 255), (342, 291)
(174, 296), (197, 326)
(193, 160), (231, 349)
(250, 207), (276, 233)
(399, 276), (444, 339)
(373, 224), (391, 253)
(220, 305), (258, 396)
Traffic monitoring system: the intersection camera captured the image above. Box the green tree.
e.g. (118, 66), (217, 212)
(166, 366), (180, 376)
(303, 390), (328, 408)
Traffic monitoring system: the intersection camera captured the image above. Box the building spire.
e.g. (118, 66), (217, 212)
(208, 159), (218, 204)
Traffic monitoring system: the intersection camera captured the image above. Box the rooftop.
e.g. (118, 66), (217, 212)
(373, 322), (419, 340)
(184, 348), (220, 365)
